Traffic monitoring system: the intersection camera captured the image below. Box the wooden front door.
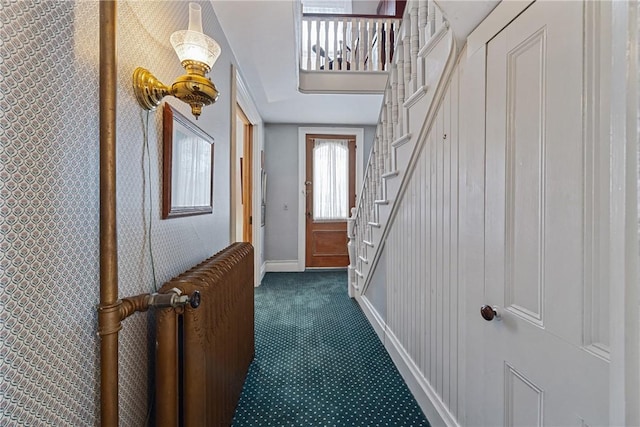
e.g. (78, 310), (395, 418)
(305, 134), (356, 268)
(481, 2), (608, 425)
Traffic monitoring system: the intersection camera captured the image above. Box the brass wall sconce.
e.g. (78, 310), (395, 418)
(133, 3), (220, 119)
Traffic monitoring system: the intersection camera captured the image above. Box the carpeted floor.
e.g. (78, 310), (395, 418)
(232, 271), (430, 427)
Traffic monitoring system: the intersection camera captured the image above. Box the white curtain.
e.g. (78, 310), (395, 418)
(313, 139), (349, 220)
(172, 130), (212, 208)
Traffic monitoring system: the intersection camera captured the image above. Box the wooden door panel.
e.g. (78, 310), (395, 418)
(312, 229), (349, 256)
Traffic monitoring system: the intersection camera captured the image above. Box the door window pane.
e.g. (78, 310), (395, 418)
(313, 139), (349, 220)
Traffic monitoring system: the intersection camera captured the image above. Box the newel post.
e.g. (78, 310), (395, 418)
(347, 207), (357, 298)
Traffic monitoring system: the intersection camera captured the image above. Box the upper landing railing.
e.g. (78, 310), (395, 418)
(301, 13), (402, 73)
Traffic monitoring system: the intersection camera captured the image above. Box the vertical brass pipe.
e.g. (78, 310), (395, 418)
(98, 1), (121, 426)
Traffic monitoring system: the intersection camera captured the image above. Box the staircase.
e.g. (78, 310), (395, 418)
(346, 0), (458, 298)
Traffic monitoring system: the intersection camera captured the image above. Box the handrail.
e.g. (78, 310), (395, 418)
(303, 12), (399, 19)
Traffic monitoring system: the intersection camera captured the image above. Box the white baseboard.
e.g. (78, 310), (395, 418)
(355, 295), (456, 427)
(356, 294), (386, 342)
(385, 328), (458, 427)
(259, 262), (266, 283)
(264, 260), (302, 272)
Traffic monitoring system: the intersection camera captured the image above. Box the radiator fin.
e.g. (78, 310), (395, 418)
(156, 242), (255, 426)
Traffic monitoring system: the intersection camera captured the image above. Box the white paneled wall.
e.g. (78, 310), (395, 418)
(368, 62), (463, 424)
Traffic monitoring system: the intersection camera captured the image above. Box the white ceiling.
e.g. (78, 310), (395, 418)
(211, 0), (499, 125)
(211, 0), (384, 125)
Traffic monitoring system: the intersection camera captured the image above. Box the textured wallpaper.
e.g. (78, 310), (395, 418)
(0, 1), (234, 424)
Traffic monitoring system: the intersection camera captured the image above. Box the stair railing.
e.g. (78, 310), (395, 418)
(347, 0), (449, 295)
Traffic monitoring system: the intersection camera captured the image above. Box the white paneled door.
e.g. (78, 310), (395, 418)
(483, 1), (609, 426)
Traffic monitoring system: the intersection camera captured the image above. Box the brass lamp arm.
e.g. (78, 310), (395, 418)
(132, 67), (219, 119)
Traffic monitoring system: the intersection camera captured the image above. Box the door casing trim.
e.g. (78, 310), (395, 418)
(297, 127), (364, 271)
(234, 65), (264, 285)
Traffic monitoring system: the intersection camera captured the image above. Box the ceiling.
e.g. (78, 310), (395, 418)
(211, 0), (383, 125)
(211, 0), (499, 126)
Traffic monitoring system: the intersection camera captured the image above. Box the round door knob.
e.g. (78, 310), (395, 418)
(481, 305), (501, 321)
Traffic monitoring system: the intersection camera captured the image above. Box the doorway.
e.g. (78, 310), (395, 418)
(233, 105), (253, 243)
(305, 134), (356, 267)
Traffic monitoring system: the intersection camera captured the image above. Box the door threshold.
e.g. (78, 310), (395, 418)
(304, 267), (348, 272)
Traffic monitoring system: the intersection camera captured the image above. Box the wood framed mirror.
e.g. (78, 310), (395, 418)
(162, 103), (215, 219)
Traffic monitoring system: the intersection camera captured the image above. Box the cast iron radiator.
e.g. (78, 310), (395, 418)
(155, 242), (254, 426)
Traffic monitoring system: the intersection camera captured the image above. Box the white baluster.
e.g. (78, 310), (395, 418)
(386, 86), (393, 169)
(347, 207), (357, 297)
(391, 63), (398, 142)
(428, 1), (436, 38)
(368, 20), (373, 72)
(376, 118), (382, 186)
(397, 38), (405, 135)
(378, 113), (389, 177)
(306, 19), (311, 70)
(370, 171), (375, 226)
(391, 61), (398, 123)
(381, 104), (388, 173)
(402, 23), (411, 100)
(352, 18), (359, 71)
(365, 19), (369, 72)
(418, 0), (427, 48)
(383, 107), (389, 186)
(379, 122), (384, 190)
(368, 19), (374, 70)
(332, 20), (337, 71)
(343, 17), (348, 70)
(375, 122), (386, 189)
(410, 2), (419, 93)
(315, 19), (321, 70)
(366, 144), (372, 212)
(324, 18), (329, 72)
(352, 19), (358, 71)
(357, 19), (365, 71)
(372, 159), (377, 202)
(378, 123), (387, 179)
(361, 181), (367, 240)
(376, 124), (383, 171)
(372, 140), (379, 201)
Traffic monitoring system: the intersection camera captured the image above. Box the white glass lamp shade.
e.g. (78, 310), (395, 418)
(170, 3), (221, 70)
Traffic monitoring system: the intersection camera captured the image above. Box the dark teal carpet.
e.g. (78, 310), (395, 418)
(232, 271), (430, 426)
